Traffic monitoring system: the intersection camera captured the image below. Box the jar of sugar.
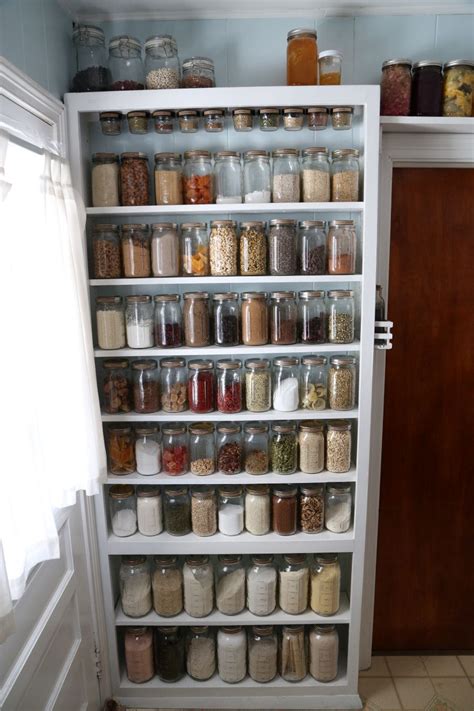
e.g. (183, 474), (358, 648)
(109, 484), (137, 537)
(136, 486), (163, 536)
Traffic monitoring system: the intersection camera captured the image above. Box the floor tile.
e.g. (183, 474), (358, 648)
(421, 656), (466, 677)
(458, 655), (474, 677)
(393, 677), (436, 710)
(358, 677), (402, 709)
(432, 677), (474, 711)
(360, 656), (391, 677)
(387, 656), (428, 677)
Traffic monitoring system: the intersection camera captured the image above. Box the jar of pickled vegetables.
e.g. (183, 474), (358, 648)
(287, 28), (318, 85)
(442, 60), (474, 117)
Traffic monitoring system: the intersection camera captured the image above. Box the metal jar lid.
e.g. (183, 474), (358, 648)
(178, 109), (198, 117)
(303, 147), (329, 156)
(240, 220), (265, 229)
(136, 485), (160, 497)
(270, 290), (296, 300)
(144, 34), (177, 52)
(269, 218), (297, 226)
(327, 483), (351, 494)
(301, 355), (327, 366)
(272, 148), (299, 157)
(204, 108), (224, 116)
(283, 107), (303, 114)
(244, 149), (269, 158)
(258, 107), (280, 114)
(382, 58), (412, 68)
(210, 220), (237, 227)
(299, 220), (326, 230)
(299, 289), (325, 299)
(160, 356), (185, 368)
(109, 484), (134, 499)
(135, 426), (159, 436)
(121, 152), (148, 160)
(327, 289), (354, 298)
(153, 293), (180, 302)
(412, 60), (442, 69)
(152, 110), (174, 118)
(92, 152), (119, 162)
(93, 223), (120, 233)
(273, 485), (298, 497)
(332, 106), (353, 114)
(127, 111), (148, 118)
(121, 555), (146, 565)
(319, 49), (343, 60)
(181, 222), (207, 230)
(217, 423), (241, 434)
(126, 295), (152, 304)
(132, 359), (157, 371)
(121, 223), (148, 232)
(216, 359), (241, 370)
(109, 35), (142, 52)
(103, 358), (129, 369)
(185, 554), (210, 565)
(300, 484), (324, 496)
(244, 422), (269, 434)
(330, 355), (356, 366)
(151, 222), (178, 230)
(299, 420), (324, 431)
(96, 295), (122, 304)
(272, 422), (297, 433)
(214, 150), (240, 159)
(327, 419), (352, 430)
(154, 151), (181, 161)
(73, 24), (105, 42)
(233, 108), (252, 115)
(100, 111), (121, 119)
(184, 150), (211, 159)
(444, 59), (474, 69)
(245, 484), (270, 495)
(284, 553), (306, 564)
(218, 485), (243, 495)
(189, 423), (214, 435)
(183, 291), (209, 300)
(188, 359), (214, 370)
(182, 56), (214, 70)
(315, 553), (339, 564)
(244, 358), (270, 369)
(162, 425), (186, 435)
(329, 219), (354, 227)
(331, 148), (359, 159)
(307, 107), (328, 114)
(287, 28), (317, 40)
(241, 291), (267, 300)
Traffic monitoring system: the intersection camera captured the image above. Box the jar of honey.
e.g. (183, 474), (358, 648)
(287, 28), (318, 86)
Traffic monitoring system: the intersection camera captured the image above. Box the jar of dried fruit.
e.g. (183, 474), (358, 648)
(144, 34), (180, 89)
(182, 222), (209, 276)
(209, 220), (238, 276)
(162, 427), (189, 478)
(120, 152), (150, 206)
(189, 424), (216, 476)
(102, 358), (132, 414)
(121, 224), (151, 278)
(107, 427), (135, 474)
(183, 150), (213, 204)
(216, 359), (242, 414)
(160, 356), (187, 413)
(154, 294), (183, 348)
(182, 56), (215, 88)
(300, 356), (327, 411)
(108, 35), (145, 90)
(327, 220), (356, 275)
(154, 152), (183, 205)
(132, 359), (160, 414)
(380, 59), (412, 116)
(239, 221), (267, 276)
(92, 223), (121, 278)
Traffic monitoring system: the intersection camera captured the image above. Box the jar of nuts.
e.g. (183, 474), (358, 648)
(120, 152), (150, 206)
(102, 358), (132, 413)
(299, 484), (325, 533)
(160, 356), (187, 413)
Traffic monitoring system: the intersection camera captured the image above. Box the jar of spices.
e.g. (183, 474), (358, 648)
(135, 428), (161, 476)
(177, 109), (199, 133)
(328, 220), (356, 275)
(287, 28), (318, 85)
(245, 484), (270, 535)
(191, 487), (217, 535)
(152, 556), (183, 617)
(273, 356), (300, 411)
(271, 423), (298, 475)
(154, 152), (183, 205)
(217, 627), (246, 683)
(183, 292), (210, 348)
(183, 150), (213, 204)
(160, 356), (187, 412)
(318, 50), (342, 85)
(272, 486), (297, 536)
(298, 290), (327, 346)
(188, 359), (214, 414)
(243, 150), (271, 203)
(209, 220), (238, 275)
(151, 223), (180, 277)
(239, 221), (267, 276)
(300, 223), (326, 277)
(163, 486), (191, 534)
(281, 625), (307, 681)
(270, 293), (297, 347)
(218, 486), (244, 535)
(331, 106), (353, 130)
(326, 420), (352, 473)
(124, 627), (154, 683)
(96, 296), (125, 350)
(299, 421), (325, 474)
(152, 110), (174, 134)
(144, 34), (180, 89)
(245, 359), (271, 412)
(272, 149), (301, 203)
(189, 424), (215, 476)
(162, 425), (188, 477)
(442, 60), (474, 116)
(213, 293), (240, 347)
(214, 151), (242, 204)
(120, 556), (152, 617)
(107, 428), (135, 475)
(102, 359), (131, 414)
(186, 627), (216, 681)
(91, 153), (119, 207)
(125, 295), (154, 349)
(300, 484), (325, 533)
(269, 219), (297, 275)
(72, 25), (110, 92)
(99, 109), (121, 134)
(241, 292), (268, 346)
(381, 59), (412, 116)
(217, 425), (242, 476)
(182, 222), (209, 276)
(204, 108), (225, 132)
(244, 423), (269, 475)
(120, 152), (149, 206)
(136, 485), (163, 534)
(247, 556), (277, 616)
(154, 294), (183, 349)
(328, 355), (356, 411)
(301, 148), (330, 203)
(328, 290), (355, 344)
(182, 56), (215, 88)
(309, 625), (339, 682)
(216, 555), (245, 615)
(232, 108), (253, 131)
(311, 554), (341, 616)
(331, 149), (360, 202)
(258, 108), (280, 131)
(411, 61), (443, 116)
(248, 626), (278, 683)
(127, 111), (148, 135)
(283, 107), (304, 130)
(325, 484), (352, 533)
(109, 484), (137, 536)
(93, 224), (121, 279)
(300, 356), (327, 411)
(132, 360), (160, 414)
(183, 556), (214, 617)
(121, 224), (151, 278)
(216, 360), (242, 414)
(154, 626), (185, 682)
(307, 107), (329, 131)
(108, 35), (145, 90)
(279, 554), (309, 615)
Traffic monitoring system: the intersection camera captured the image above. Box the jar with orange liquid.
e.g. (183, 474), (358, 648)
(287, 28), (318, 86)
(318, 50), (343, 85)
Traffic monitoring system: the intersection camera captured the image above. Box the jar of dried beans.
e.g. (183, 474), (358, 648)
(287, 28), (318, 85)
(213, 293), (239, 347)
(152, 556), (183, 617)
(162, 427), (189, 477)
(109, 484), (137, 535)
(151, 222), (180, 277)
(125, 295), (154, 349)
(152, 110), (174, 134)
(248, 625), (277, 682)
(328, 355), (356, 411)
(182, 222), (209, 276)
(271, 422), (298, 474)
(307, 107), (328, 130)
(325, 484), (352, 533)
(108, 35), (144, 90)
(269, 219), (297, 276)
(328, 220), (356, 274)
(72, 25), (110, 92)
(245, 359), (271, 412)
(120, 556), (152, 617)
(311, 554), (341, 616)
(273, 356), (300, 411)
(188, 359), (215, 414)
(121, 223), (151, 278)
(183, 292), (210, 347)
(102, 358), (132, 414)
(244, 423), (269, 475)
(191, 487), (217, 535)
(163, 488), (191, 535)
(217, 424), (242, 476)
(218, 486), (244, 535)
(241, 292), (268, 346)
(299, 421), (325, 474)
(183, 150), (213, 204)
(189, 424), (215, 477)
(154, 294), (183, 348)
(331, 149), (360, 202)
(279, 554), (309, 614)
(135, 429), (161, 477)
(300, 356), (327, 411)
(299, 221), (326, 275)
(270, 292), (297, 346)
(182, 56), (215, 88)
(107, 427), (136, 475)
(154, 152), (183, 205)
(326, 420), (352, 473)
(300, 484), (325, 533)
(302, 148), (330, 203)
(160, 356), (187, 412)
(245, 485), (270, 535)
(132, 360), (160, 413)
(272, 149), (300, 203)
(381, 59), (412, 116)
(214, 151), (242, 204)
(328, 290), (355, 344)
(272, 486), (298, 535)
(120, 152), (150, 206)
(92, 224), (121, 278)
(216, 359), (242, 414)
(209, 220), (238, 276)
(239, 221), (267, 276)
(96, 296), (125, 350)
(144, 34), (180, 89)
(243, 150), (271, 203)
(91, 153), (119, 207)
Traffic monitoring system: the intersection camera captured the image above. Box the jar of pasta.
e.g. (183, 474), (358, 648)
(287, 28), (318, 85)
(299, 422), (325, 474)
(154, 152), (183, 205)
(182, 222), (209, 276)
(183, 150), (213, 204)
(132, 360), (160, 414)
(300, 356), (327, 411)
(281, 626), (307, 681)
(442, 60), (474, 116)
(92, 224), (121, 278)
(209, 220), (238, 276)
(299, 484), (325, 533)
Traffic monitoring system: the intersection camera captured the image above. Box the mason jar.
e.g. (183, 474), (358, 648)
(301, 148), (330, 203)
(331, 106), (353, 130)
(270, 292), (297, 346)
(120, 152), (150, 206)
(309, 625), (339, 682)
(248, 626), (278, 683)
(298, 290), (327, 345)
(92, 223), (121, 278)
(154, 152), (183, 206)
(135, 427), (161, 476)
(154, 294), (183, 349)
(209, 220), (238, 276)
(124, 627), (154, 683)
(107, 427), (135, 474)
(216, 359), (242, 414)
(243, 150), (271, 203)
(271, 423), (298, 475)
(258, 107), (280, 131)
(443, 59), (474, 116)
(120, 556), (152, 617)
(102, 358), (131, 414)
(108, 35), (145, 90)
(136, 485), (163, 534)
(151, 223), (180, 277)
(213, 293), (239, 347)
(152, 556), (183, 617)
(298, 221), (326, 275)
(187, 627), (216, 681)
(204, 109), (225, 132)
(272, 486), (298, 536)
(91, 153), (119, 207)
(247, 556), (277, 616)
(307, 107), (329, 130)
(300, 356), (327, 411)
(318, 50), (343, 85)
(232, 108), (253, 131)
(283, 107), (304, 130)
(183, 556), (214, 617)
(281, 625), (307, 681)
(326, 420), (352, 473)
(183, 150), (213, 204)
(163, 486), (191, 534)
(99, 111), (121, 135)
(299, 421), (325, 474)
(96, 296), (125, 350)
(152, 110), (174, 134)
(182, 56), (215, 88)
(411, 60), (443, 116)
(160, 356), (187, 412)
(380, 59), (412, 116)
(328, 355), (357, 411)
(132, 360), (160, 414)
(109, 484), (137, 536)
(311, 554), (341, 616)
(328, 220), (357, 275)
(279, 554), (309, 614)
(325, 484), (352, 533)
(331, 149), (360, 202)
(144, 34), (180, 89)
(241, 292), (268, 346)
(217, 627), (246, 683)
(214, 151), (242, 204)
(127, 110), (148, 135)
(154, 626), (185, 682)
(72, 25), (109, 91)
(269, 219), (297, 276)
(327, 290), (355, 344)
(272, 356), (299, 412)
(216, 555), (245, 615)
(239, 221), (267, 276)
(125, 295), (154, 349)
(287, 27), (318, 85)
(121, 223), (151, 278)
(188, 359), (215, 414)
(245, 484), (270, 535)
(162, 426), (189, 477)
(217, 425), (242, 476)
(300, 484), (325, 533)
(245, 359), (271, 413)
(182, 222), (209, 277)
(272, 149), (300, 203)
(189, 424), (216, 477)
(177, 109), (199, 133)
(183, 292), (210, 347)
(218, 486), (244, 535)
(191, 487), (217, 536)
(244, 423), (270, 475)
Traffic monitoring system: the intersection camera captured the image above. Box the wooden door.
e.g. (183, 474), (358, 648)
(373, 167), (474, 651)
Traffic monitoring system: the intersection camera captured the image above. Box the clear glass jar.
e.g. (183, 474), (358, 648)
(331, 149), (360, 202)
(162, 426), (189, 477)
(125, 295), (154, 349)
(269, 219), (297, 276)
(241, 292), (268, 346)
(300, 484), (325, 533)
(163, 486), (191, 534)
(245, 359), (271, 412)
(109, 484), (137, 536)
(120, 556), (152, 617)
(217, 425), (242, 476)
(411, 61), (443, 117)
(100, 111), (122, 135)
(270, 292), (297, 346)
(325, 484), (352, 533)
(307, 107), (328, 130)
(318, 50), (342, 85)
(331, 106), (353, 130)
(182, 222), (209, 276)
(283, 107), (304, 130)
(152, 110), (174, 134)
(272, 149), (300, 203)
(299, 421), (325, 474)
(102, 358), (131, 414)
(154, 294), (183, 349)
(121, 223), (151, 277)
(151, 222), (180, 277)
(152, 556), (183, 617)
(109, 35), (145, 90)
(272, 356), (300, 411)
(217, 359), (242, 414)
(326, 420), (352, 473)
(182, 56), (215, 88)
(191, 487), (217, 536)
(144, 34), (180, 89)
(188, 359), (215, 414)
(96, 296), (125, 350)
(154, 626), (185, 682)
(183, 150), (213, 204)
(217, 627), (246, 683)
(154, 152), (183, 206)
(247, 557), (277, 616)
(381, 59), (412, 116)
(239, 221), (267, 276)
(183, 292), (210, 347)
(258, 108), (280, 131)
(233, 108), (253, 131)
(271, 423), (298, 475)
(183, 556), (214, 617)
(132, 360), (160, 413)
(287, 27), (318, 85)
(209, 220), (238, 276)
(243, 150), (271, 203)
(177, 109), (199, 133)
(214, 152), (242, 204)
(107, 428), (135, 474)
(216, 555), (245, 615)
(328, 220), (356, 275)
(248, 626), (278, 683)
(279, 554), (309, 615)
(120, 152), (149, 206)
(299, 221), (326, 275)
(244, 423), (270, 475)
(91, 153), (119, 207)
(328, 355), (356, 411)
(443, 60), (474, 117)
(328, 290), (355, 344)
(124, 627), (154, 683)
(213, 293), (239, 347)
(311, 554), (341, 616)
(72, 25), (110, 92)
(245, 484), (270, 535)
(204, 109), (225, 132)
(135, 427), (161, 476)
(272, 486), (297, 535)
(127, 110), (148, 135)
(160, 356), (187, 412)
(187, 627), (216, 681)
(309, 625), (339, 682)
(93, 223), (121, 279)
(189, 424), (215, 477)
(136, 485), (162, 534)
(281, 625), (307, 681)
(300, 356), (327, 411)
(298, 290), (327, 345)
(218, 486), (244, 535)
(302, 148), (330, 203)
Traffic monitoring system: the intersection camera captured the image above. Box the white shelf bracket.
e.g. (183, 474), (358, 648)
(374, 320), (393, 350)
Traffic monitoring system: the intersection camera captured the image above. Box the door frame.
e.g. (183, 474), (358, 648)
(359, 128), (474, 668)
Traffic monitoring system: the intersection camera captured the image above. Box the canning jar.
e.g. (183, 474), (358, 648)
(309, 625), (339, 682)
(381, 59), (412, 116)
(258, 108), (280, 131)
(443, 60), (474, 116)
(245, 359), (271, 413)
(127, 111), (148, 135)
(326, 420), (352, 473)
(120, 556), (152, 617)
(183, 556), (214, 617)
(109, 484), (137, 535)
(182, 56), (215, 88)
(299, 421), (325, 474)
(96, 296), (125, 350)
(299, 221), (326, 274)
(318, 50), (342, 85)
(120, 152), (149, 206)
(91, 153), (119, 207)
(125, 295), (154, 349)
(218, 486), (244, 535)
(107, 427), (135, 474)
(109, 35), (144, 90)
(232, 108), (253, 131)
(93, 224), (121, 278)
(160, 356), (187, 412)
(271, 422), (298, 475)
(124, 627), (154, 683)
(243, 150), (271, 203)
(137, 485), (162, 534)
(279, 555), (309, 614)
(311, 554), (341, 616)
(154, 294), (183, 348)
(154, 152), (183, 205)
(300, 356), (327, 411)
(214, 152), (242, 204)
(163, 486), (191, 534)
(154, 626), (185, 683)
(328, 220), (356, 274)
(152, 556), (183, 617)
(281, 626), (307, 681)
(132, 360), (160, 413)
(328, 290), (355, 344)
(144, 34), (180, 89)
(189, 424), (215, 477)
(152, 110), (174, 134)
(121, 223), (151, 278)
(245, 484), (270, 535)
(331, 149), (360, 202)
(247, 557), (277, 616)
(187, 627), (216, 681)
(272, 149), (300, 203)
(244, 423), (270, 475)
(270, 292), (297, 346)
(326, 484), (352, 533)
(283, 107), (304, 130)
(204, 109), (225, 132)
(287, 28), (318, 85)
(302, 148), (330, 203)
(331, 106), (353, 130)
(209, 220), (238, 275)
(151, 223), (180, 277)
(72, 25), (109, 92)
(100, 111), (122, 135)
(162, 426), (188, 476)
(183, 292), (210, 347)
(269, 219), (297, 275)
(248, 626), (278, 683)
(217, 425), (242, 476)
(217, 360), (242, 414)
(411, 61), (443, 116)
(213, 294), (239, 347)
(188, 359), (214, 414)
(182, 222), (209, 276)
(272, 486), (297, 535)
(135, 428), (161, 477)
(216, 555), (245, 615)
(239, 221), (267, 276)
(217, 627), (246, 683)
(307, 107), (329, 130)
(183, 150), (213, 204)
(300, 484), (325, 533)
(328, 355), (356, 410)
(241, 292), (268, 346)
(273, 355), (299, 412)
(191, 487), (217, 535)
(177, 109), (199, 133)
(102, 358), (131, 414)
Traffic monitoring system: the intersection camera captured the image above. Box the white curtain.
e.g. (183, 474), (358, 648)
(0, 131), (106, 643)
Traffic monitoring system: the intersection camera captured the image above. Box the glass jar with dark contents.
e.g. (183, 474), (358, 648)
(298, 220), (326, 275)
(154, 626), (185, 682)
(72, 25), (110, 92)
(120, 152), (150, 207)
(217, 424), (242, 475)
(182, 56), (215, 88)
(270, 291), (297, 345)
(213, 293), (239, 347)
(411, 60), (443, 116)
(272, 486), (298, 535)
(102, 358), (132, 414)
(298, 290), (327, 344)
(269, 219), (297, 276)
(132, 359), (160, 413)
(183, 292), (210, 347)
(380, 59), (412, 116)
(154, 294), (183, 348)
(188, 359), (215, 414)
(216, 360), (242, 414)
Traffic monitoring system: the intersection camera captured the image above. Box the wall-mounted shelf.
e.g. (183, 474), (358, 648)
(380, 116), (474, 134)
(94, 342), (361, 358)
(101, 408), (359, 422)
(87, 202), (364, 217)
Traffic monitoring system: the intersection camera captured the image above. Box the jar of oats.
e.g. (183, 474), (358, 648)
(302, 148), (330, 203)
(209, 220), (238, 276)
(331, 149), (360, 202)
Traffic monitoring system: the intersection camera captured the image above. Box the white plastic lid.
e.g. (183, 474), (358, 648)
(319, 50), (343, 60)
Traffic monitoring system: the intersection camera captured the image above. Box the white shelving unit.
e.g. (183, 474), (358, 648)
(66, 84), (380, 710)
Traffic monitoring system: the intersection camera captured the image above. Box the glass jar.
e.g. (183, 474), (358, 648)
(154, 626), (185, 682)
(217, 425), (242, 476)
(298, 291), (327, 346)
(144, 35), (180, 89)
(183, 150), (213, 204)
(214, 151), (242, 204)
(287, 26), (318, 84)
(124, 627), (154, 683)
(301, 148), (330, 203)
(331, 106), (353, 130)
(72, 25), (110, 91)
(328, 220), (356, 275)
(163, 486), (191, 534)
(247, 556), (277, 616)
(300, 356), (327, 411)
(151, 223), (180, 277)
(245, 484), (270, 535)
(328, 290), (355, 344)
(182, 56), (215, 88)
(191, 487), (217, 535)
(216, 359), (242, 414)
(299, 421), (325, 474)
(281, 625), (307, 681)
(239, 221), (267, 276)
(272, 486), (297, 536)
(241, 292), (268, 346)
(273, 356), (299, 411)
(307, 107), (329, 130)
(269, 219), (297, 275)
(154, 152), (183, 206)
(160, 356), (187, 412)
(188, 359), (214, 414)
(311, 554), (341, 616)
(217, 627), (246, 683)
(187, 627), (216, 681)
(204, 109), (225, 132)
(213, 293), (240, 347)
(93, 224), (121, 279)
(135, 428), (161, 477)
(162, 426), (188, 477)
(209, 220), (238, 275)
(233, 108), (253, 131)
(283, 107), (304, 130)
(107, 428), (135, 475)
(121, 224), (151, 278)
(120, 152), (149, 206)
(91, 153), (119, 207)
(411, 61), (443, 116)
(183, 556), (214, 617)
(245, 359), (271, 413)
(120, 556), (152, 617)
(108, 35), (145, 90)
(109, 484), (137, 536)
(279, 554), (309, 614)
(189, 424), (215, 477)
(244, 423), (270, 475)
(183, 292), (210, 347)
(100, 111), (122, 135)
(182, 222), (209, 276)
(243, 150), (271, 203)
(298, 221), (326, 275)
(318, 50), (342, 85)
(136, 485), (163, 534)
(271, 423), (298, 475)
(381, 59), (412, 116)
(325, 484), (352, 533)
(270, 292), (297, 347)
(248, 626), (278, 683)
(331, 149), (360, 202)
(309, 625), (339, 682)
(258, 108), (280, 131)
(218, 486), (244, 535)
(300, 484), (325, 533)
(177, 109), (199, 133)
(272, 149), (300, 203)
(154, 294), (183, 349)
(152, 556), (183, 617)
(443, 60), (474, 116)
(126, 295), (154, 349)
(127, 111), (148, 135)
(96, 296), (125, 350)
(132, 360), (160, 413)
(328, 355), (356, 411)
(326, 420), (352, 473)
(152, 110), (174, 134)
(102, 358), (131, 414)
(216, 555), (245, 615)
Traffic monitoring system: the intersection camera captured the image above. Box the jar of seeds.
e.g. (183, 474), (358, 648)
(271, 422), (298, 475)
(300, 356), (327, 411)
(239, 221), (267, 276)
(163, 487), (191, 535)
(232, 108), (253, 131)
(189, 423), (215, 476)
(100, 112), (122, 136)
(204, 109), (225, 132)
(302, 148), (330, 202)
(244, 423), (269, 475)
(162, 425), (189, 476)
(328, 290), (355, 344)
(328, 355), (356, 411)
(298, 220), (326, 275)
(269, 219), (297, 276)
(331, 106), (353, 130)
(178, 109), (199, 133)
(272, 149), (300, 203)
(270, 292), (297, 346)
(127, 111), (148, 135)
(331, 149), (360, 202)
(299, 484), (325, 533)
(191, 488), (217, 537)
(245, 358), (271, 412)
(209, 220), (238, 276)
(326, 420), (352, 473)
(299, 422), (325, 474)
